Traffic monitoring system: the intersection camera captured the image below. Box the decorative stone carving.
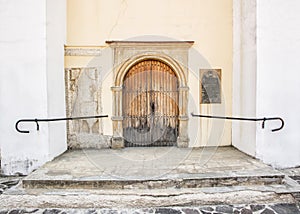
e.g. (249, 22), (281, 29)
(65, 67), (110, 149)
(108, 41), (193, 148)
(65, 48), (102, 56)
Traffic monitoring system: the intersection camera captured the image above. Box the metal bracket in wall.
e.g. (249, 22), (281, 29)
(15, 115), (109, 134)
(191, 113), (284, 132)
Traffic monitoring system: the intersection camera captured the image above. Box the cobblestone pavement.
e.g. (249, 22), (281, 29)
(0, 204), (299, 214)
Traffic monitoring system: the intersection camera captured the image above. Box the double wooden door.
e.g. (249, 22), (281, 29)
(122, 60), (179, 147)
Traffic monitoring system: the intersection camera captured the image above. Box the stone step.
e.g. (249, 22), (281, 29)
(3, 174), (300, 212)
(1, 184), (300, 212)
(22, 174), (285, 189)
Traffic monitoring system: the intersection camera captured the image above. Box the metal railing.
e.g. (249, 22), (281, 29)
(15, 115), (108, 134)
(191, 113), (284, 132)
(16, 113), (284, 133)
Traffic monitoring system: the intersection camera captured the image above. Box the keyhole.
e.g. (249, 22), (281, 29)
(150, 101), (155, 113)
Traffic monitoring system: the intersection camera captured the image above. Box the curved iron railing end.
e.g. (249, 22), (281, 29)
(15, 115), (109, 134)
(191, 113), (284, 132)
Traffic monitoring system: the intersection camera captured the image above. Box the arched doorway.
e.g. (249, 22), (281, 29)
(122, 60), (179, 147)
(110, 47), (190, 149)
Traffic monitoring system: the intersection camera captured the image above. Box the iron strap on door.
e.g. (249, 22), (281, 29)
(122, 60), (179, 147)
(191, 113), (284, 132)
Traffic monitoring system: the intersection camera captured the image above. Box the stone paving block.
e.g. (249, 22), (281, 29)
(42, 209), (61, 214)
(249, 204), (265, 212)
(240, 208), (252, 214)
(199, 207), (214, 212)
(181, 208), (200, 214)
(215, 205), (233, 213)
(261, 208), (276, 214)
(155, 208), (182, 214)
(270, 203), (300, 214)
(199, 211), (210, 214)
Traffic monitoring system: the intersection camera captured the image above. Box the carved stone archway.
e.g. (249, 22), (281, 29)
(108, 41), (193, 148)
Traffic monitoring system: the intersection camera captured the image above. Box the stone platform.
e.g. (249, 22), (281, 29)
(1, 147), (300, 213)
(22, 147), (284, 189)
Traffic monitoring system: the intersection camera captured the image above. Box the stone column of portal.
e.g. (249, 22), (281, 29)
(177, 86), (189, 147)
(111, 86), (124, 148)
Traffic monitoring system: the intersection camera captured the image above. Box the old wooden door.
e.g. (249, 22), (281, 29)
(123, 60), (179, 147)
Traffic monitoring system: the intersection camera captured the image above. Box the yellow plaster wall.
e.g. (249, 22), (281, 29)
(66, 0), (233, 146)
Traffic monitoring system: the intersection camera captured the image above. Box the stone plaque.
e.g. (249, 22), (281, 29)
(200, 69), (221, 104)
(65, 67), (111, 149)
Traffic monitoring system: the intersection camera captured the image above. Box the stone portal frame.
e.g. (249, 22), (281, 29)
(108, 41), (193, 148)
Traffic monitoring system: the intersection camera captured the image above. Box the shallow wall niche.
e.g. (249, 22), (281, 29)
(108, 41), (193, 148)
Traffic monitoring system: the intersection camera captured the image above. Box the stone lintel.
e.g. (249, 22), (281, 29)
(64, 47), (103, 56)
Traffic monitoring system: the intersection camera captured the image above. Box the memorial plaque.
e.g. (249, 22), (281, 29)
(200, 69), (221, 104)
